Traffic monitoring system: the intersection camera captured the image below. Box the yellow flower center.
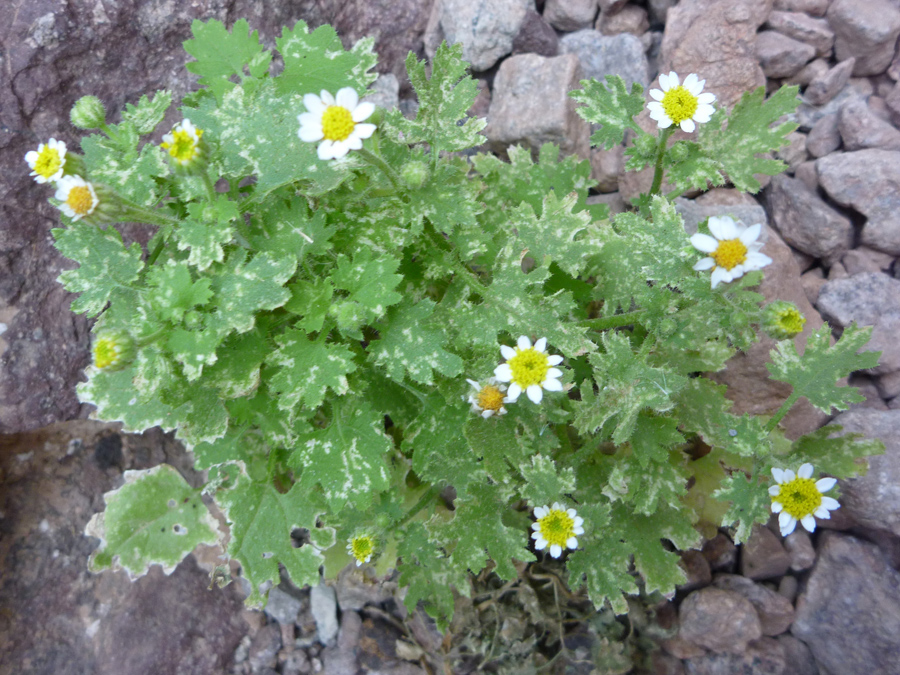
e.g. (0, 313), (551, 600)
(776, 308), (806, 335)
(162, 128), (202, 164)
(93, 338), (120, 369)
(712, 239), (748, 271)
(66, 185), (95, 216)
(350, 535), (375, 563)
(537, 509), (576, 549)
(321, 105), (355, 142)
(35, 146), (64, 179)
(477, 385), (505, 412)
(773, 476), (822, 520)
(508, 347), (550, 388)
(661, 86), (699, 124)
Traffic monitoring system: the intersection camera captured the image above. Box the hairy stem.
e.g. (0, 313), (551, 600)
(765, 391), (802, 433)
(358, 147), (400, 189)
(580, 309), (646, 331)
(649, 127), (675, 196)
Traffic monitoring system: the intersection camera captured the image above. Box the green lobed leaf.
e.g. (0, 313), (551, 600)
(86, 464), (219, 577)
(520, 454), (577, 508)
(176, 198), (239, 271)
(570, 75), (644, 149)
(330, 248), (403, 332)
(184, 19), (272, 103)
(601, 451), (688, 516)
(787, 425), (884, 480)
(146, 262), (213, 324)
(122, 90), (173, 135)
(766, 324), (880, 414)
(285, 278), (334, 333)
(713, 472), (772, 544)
(81, 129), (169, 206)
(53, 224), (144, 317)
(463, 414), (528, 486)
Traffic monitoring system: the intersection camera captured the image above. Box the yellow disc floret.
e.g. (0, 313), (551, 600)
(711, 239), (748, 271)
(772, 475), (822, 520)
(661, 86), (699, 124)
(321, 105), (355, 142)
(34, 146), (64, 181)
(348, 535), (375, 565)
(536, 508), (577, 550)
(92, 330), (135, 371)
(162, 129), (202, 164)
(477, 384), (506, 412)
(66, 185), (95, 216)
(507, 348), (550, 388)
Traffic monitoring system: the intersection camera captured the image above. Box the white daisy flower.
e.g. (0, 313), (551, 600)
(769, 463), (840, 537)
(160, 119), (204, 166)
(298, 88), (376, 161)
(25, 138), (67, 184)
(54, 175), (99, 221)
(466, 377), (511, 418)
(347, 535), (376, 567)
(690, 215), (773, 289)
(647, 72), (716, 133)
(531, 502), (585, 558)
(493, 336), (564, 404)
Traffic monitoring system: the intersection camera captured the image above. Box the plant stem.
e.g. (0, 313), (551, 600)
(136, 327), (168, 347)
(649, 127), (675, 196)
(201, 171), (218, 202)
(423, 224), (488, 290)
(580, 309), (646, 331)
(121, 203), (178, 228)
(398, 486), (440, 527)
(358, 148), (400, 189)
(146, 238), (166, 266)
(765, 392), (801, 433)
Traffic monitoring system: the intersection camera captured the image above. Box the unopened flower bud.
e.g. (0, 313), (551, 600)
(633, 133), (656, 156)
(401, 160), (429, 189)
(667, 141), (689, 163)
(92, 329), (136, 371)
(70, 96), (107, 130)
(762, 300), (806, 340)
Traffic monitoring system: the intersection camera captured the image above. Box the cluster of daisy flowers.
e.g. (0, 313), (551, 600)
(25, 139), (100, 222)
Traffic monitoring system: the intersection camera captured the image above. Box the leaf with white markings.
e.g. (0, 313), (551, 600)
(268, 329), (356, 412)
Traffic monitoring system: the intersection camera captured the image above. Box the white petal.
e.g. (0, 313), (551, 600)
(547, 354), (564, 366)
(768, 485), (781, 496)
(710, 266), (730, 288)
(566, 537), (578, 549)
(542, 378), (563, 392)
(567, 509), (577, 517)
(494, 364), (513, 381)
(798, 463), (814, 479)
(691, 233), (719, 253)
(551, 502), (564, 511)
(481, 409), (493, 419)
(345, 134), (364, 151)
(517, 335), (532, 350)
(800, 515), (817, 533)
(336, 87), (359, 110)
(656, 116), (674, 129)
(694, 104), (716, 122)
(679, 118), (696, 133)
(778, 511), (796, 535)
(697, 92), (716, 105)
(531, 523), (541, 532)
(745, 252), (773, 269)
(650, 88), (664, 101)
(771, 500), (784, 513)
(693, 257), (715, 271)
(549, 544), (562, 558)
(647, 102), (664, 116)
(821, 496), (840, 511)
(660, 71), (678, 90)
(783, 469), (796, 482)
(526, 385), (543, 404)
(771, 467), (785, 483)
(573, 516), (584, 527)
(501, 345), (517, 360)
(317, 140), (336, 160)
(738, 223), (761, 246)
(330, 140), (351, 159)
(573, 526), (585, 535)
(815, 477), (837, 492)
(534, 506), (548, 518)
(354, 123), (377, 139)
(304, 93), (326, 114)
(298, 111), (319, 126)
(466, 379), (480, 389)
(24, 150), (38, 164)
(507, 382), (522, 401)
(535, 538), (548, 550)
(352, 101), (375, 122)
(814, 506), (831, 519)
(729, 266), (745, 280)
(708, 216), (734, 240)
(684, 73), (702, 96)
(534, 337), (547, 352)
(546, 368), (563, 379)
(320, 90), (335, 105)
(299, 124), (324, 142)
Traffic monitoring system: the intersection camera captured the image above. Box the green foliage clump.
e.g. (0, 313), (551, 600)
(37, 18), (883, 631)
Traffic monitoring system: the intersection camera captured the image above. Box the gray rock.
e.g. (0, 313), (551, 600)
(559, 30), (650, 90)
(597, 5), (650, 36)
(511, 10), (559, 57)
(842, 247), (895, 276)
(788, 58), (829, 86)
(679, 550), (713, 592)
(674, 199), (769, 237)
(590, 144), (624, 193)
(248, 623), (282, 671)
(817, 150), (900, 254)
(766, 11), (834, 58)
(544, 0), (598, 31)
(712, 575), (795, 637)
(776, 635), (819, 675)
(679, 588), (763, 654)
(439, 0), (531, 71)
(805, 112), (841, 157)
(660, 0), (769, 108)
(776, 131), (808, 170)
(848, 373), (889, 411)
(801, 267), (827, 306)
(828, 259), (850, 280)
(757, 30), (817, 79)
(830, 409), (900, 535)
(320, 611), (362, 675)
(838, 99), (900, 151)
(777, 575), (799, 604)
(784, 530), (816, 571)
(804, 58), (857, 107)
(793, 160), (818, 192)
(774, 0), (828, 16)
(766, 175), (853, 261)
(363, 73), (400, 112)
(876, 370), (900, 399)
(683, 638), (787, 675)
(310, 582), (339, 646)
(828, 0), (900, 76)
(648, 0), (678, 25)
(334, 564), (395, 611)
(599, 0), (630, 15)
(741, 525), (792, 581)
(485, 53), (590, 159)
(702, 532), (738, 572)
(792, 533), (900, 675)
(264, 585), (304, 626)
(885, 80), (900, 127)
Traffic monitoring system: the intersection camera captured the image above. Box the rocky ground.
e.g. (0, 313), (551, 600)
(3, 0), (900, 673)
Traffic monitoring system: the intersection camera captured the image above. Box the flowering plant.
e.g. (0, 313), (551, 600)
(38, 19), (883, 628)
